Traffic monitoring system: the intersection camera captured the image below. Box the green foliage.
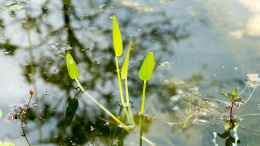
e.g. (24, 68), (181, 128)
(65, 52), (80, 80)
(112, 15), (123, 57)
(121, 42), (132, 80)
(222, 88), (240, 102)
(139, 52), (156, 81)
(230, 88), (238, 101)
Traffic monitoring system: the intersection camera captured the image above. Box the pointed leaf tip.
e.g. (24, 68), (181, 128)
(112, 15), (123, 57)
(139, 52), (156, 81)
(121, 42), (133, 80)
(65, 53), (80, 79)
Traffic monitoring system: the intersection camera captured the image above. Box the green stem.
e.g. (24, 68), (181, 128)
(75, 78), (130, 131)
(140, 80), (147, 114)
(75, 79), (85, 92)
(115, 57), (126, 107)
(125, 78), (130, 107)
(124, 78), (134, 125)
(139, 80), (147, 146)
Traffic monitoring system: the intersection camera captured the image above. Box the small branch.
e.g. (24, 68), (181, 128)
(21, 122), (32, 146)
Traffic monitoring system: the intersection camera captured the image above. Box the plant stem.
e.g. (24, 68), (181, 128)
(230, 102), (234, 120)
(142, 136), (156, 146)
(21, 122), (31, 146)
(75, 78), (85, 92)
(124, 78), (134, 125)
(75, 78), (130, 131)
(139, 114), (143, 146)
(125, 78), (130, 107)
(140, 80), (147, 114)
(139, 80), (147, 146)
(115, 57), (126, 107)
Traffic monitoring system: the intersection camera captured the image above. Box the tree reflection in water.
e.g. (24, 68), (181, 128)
(1, 0), (190, 145)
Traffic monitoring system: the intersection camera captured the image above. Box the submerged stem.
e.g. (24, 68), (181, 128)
(75, 78), (130, 131)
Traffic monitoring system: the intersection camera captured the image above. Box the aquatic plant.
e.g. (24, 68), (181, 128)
(65, 52), (130, 131)
(112, 16), (135, 125)
(138, 52), (156, 146)
(216, 86), (256, 146)
(120, 41), (135, 125)
(64, 15), (157, 145)
(112, 15), (125, 107)
(8, 90), (35, 146)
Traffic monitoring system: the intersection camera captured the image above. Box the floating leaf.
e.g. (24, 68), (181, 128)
(112, 15), (123, 57)
(139, 52), (156, 81)
(65, 53), (80, 79)
(121, 42), (132, 79)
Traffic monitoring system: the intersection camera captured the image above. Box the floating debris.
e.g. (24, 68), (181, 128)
(4, 0), (28, 12)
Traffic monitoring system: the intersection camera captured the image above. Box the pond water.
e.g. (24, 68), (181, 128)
(0, 0), (260, 146)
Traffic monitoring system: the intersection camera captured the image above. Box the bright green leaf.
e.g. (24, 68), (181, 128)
(231, 88), (238, 97)
(65, 53), (80, 79)
(121, 42), (132, 79)
(138, 52), (156, 81)
(112, 15), (123, 57)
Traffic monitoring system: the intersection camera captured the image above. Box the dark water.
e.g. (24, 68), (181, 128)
(0, 0), (260, 146)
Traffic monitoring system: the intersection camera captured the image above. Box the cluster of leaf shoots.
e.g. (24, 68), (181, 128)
(218, 88), (242, 146)
(65, 15), (156, 144)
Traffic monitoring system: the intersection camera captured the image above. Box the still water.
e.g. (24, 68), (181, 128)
(0, 0), (260, 146)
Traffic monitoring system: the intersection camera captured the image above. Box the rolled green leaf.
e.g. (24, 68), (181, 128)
(230, 88), (239, 101)
(112, 15), (123, 57)
(65, 53), (80, 79)
(121, 42), (132, 79)
(231, 88), (238, 97)
(138, 52), (156, 81)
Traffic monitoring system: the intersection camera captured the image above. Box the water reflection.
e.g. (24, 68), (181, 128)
(0, 0), (260, 146)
